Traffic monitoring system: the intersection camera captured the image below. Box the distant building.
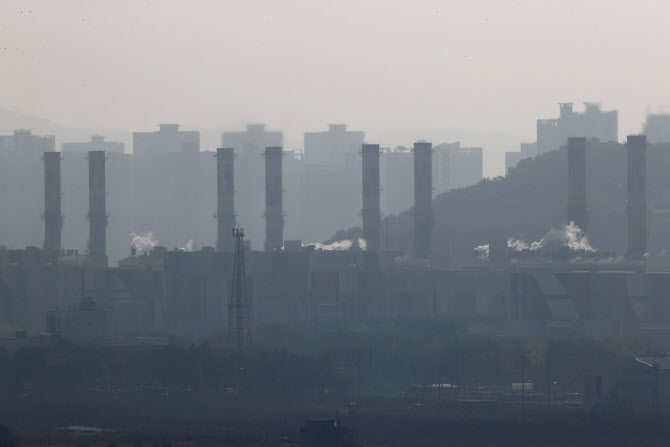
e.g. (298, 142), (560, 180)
(505, 142), (537, 175)
(221, 123), (283, 158)
(62, 135), (124, 155)
(381, 146), (413, 216)
(643, 114), (670, 143)
(505, 152), (524, 175)
(220, 124), (284, 250)
(434, 143), (483, 195)
(0, 130), (55, 158)
(537, 103), (617, 154)
(520, 142), (537, 157)
(304, 124), (364, 168)
(133, 124), (199, 157)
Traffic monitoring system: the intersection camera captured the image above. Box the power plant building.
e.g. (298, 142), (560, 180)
(4, 132), (670, 344)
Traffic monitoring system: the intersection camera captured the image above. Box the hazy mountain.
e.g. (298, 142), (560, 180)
(332, 141), (670, 268)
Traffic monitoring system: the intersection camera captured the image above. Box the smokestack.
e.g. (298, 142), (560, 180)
(43, 151), (62, 251)
(413, 142), (433, 258)
(362, 144), (381, 251)
(626, 135), (647, 259)
(567, 137), (587, 231)
(216, 148), (235, 251)
(88, 151), (107, 266)
(264, 146), (283, 251)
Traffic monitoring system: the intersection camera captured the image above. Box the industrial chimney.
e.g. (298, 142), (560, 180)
(43, 151), (63, 252)
(567, 137), (587, 232)
(626, 135), (647, 259)
(216, 148), (235, 251)
(264, 146), (283, 251)
(362, 144), (381, 251)
(413, 142), (433, 259)
(88, 151), (107, 266)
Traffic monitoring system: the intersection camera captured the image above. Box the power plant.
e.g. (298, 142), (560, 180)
(1, 120), (670, 344)
(8, 6), (670, 443)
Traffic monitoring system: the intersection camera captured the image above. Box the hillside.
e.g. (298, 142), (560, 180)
(330, 141), (670, 268)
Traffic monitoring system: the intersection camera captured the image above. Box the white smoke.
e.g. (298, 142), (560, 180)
(507, 238), (529, 251)
(507, 222), (595, 253)
(130, 231), (157, 253)
(180, 239), (194, 252)
(308, 239), (353, 251)
(531, 222), (595, 252)
(358, 238), (367, 250)
(474, 244), (490, 259)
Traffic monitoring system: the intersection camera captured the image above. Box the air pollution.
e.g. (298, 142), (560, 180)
(514, 222), (595, 252)
(130, 231), (158, 253)
(304, 238), (368, 251)
(3, 2), (670, 446)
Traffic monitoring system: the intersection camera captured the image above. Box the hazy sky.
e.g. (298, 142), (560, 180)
(2, 0), (670, 158)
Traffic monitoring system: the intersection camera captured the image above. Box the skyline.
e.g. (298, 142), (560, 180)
(2, 0), (670, 175)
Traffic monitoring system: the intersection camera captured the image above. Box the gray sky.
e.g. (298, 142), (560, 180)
(1, 0), (669, 175)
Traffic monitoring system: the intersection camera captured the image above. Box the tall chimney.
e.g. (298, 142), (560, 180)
(88, 151), (107, 266)
(264, 146), (283, 251)
(414, 142), (433, 258)
(626, 135), (647, 259)
(216, 148), (235, 251)
(43, 152), (62, 251)
(362, 144), (381, 251)
(567, 137), (587, 231)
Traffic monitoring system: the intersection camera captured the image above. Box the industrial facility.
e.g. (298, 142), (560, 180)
(1, 121), (670, 346)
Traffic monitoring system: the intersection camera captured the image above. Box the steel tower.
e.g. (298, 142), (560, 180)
(229, 226), (252, 349)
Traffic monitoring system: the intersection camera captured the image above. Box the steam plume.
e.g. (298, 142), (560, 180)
(307, 239), (353, 251)
(474, 244), (490, 259)
(130, 231), (157, 253)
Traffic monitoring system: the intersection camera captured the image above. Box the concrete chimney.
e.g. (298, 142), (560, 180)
(626, 135), (647, 259)
(567, 137), (587, 231)
(362, 144), (381, 251)
(264, 146), (283, 251)
(88, 151), (107, 266)
(216, 148), (235, 251)
(43, 152), (62, 251)
(414, 142), (433, 258)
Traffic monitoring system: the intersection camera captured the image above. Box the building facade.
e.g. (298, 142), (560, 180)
(133, 124), (200, 157)
(537, 102), (617, 154)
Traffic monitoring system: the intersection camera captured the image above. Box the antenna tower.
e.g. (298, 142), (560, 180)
(230, 226), (252, 349)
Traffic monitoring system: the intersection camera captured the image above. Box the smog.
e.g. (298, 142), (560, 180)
(1, 2), (670, 446)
